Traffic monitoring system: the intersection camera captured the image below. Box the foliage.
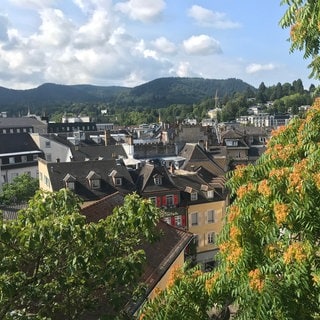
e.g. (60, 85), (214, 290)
(0, 174), (39, 205)
(139, 98), (320, 319)
(280, 0), (320, 80)
(139, 265), (213, 320)
(0, 190), (161, 319)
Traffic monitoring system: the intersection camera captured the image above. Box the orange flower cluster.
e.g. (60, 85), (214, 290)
(192, 269), (203, 278)
(258, 179), (271, 197)
(230, 225), (241, 241)
(167, 265), (183, 288)
(227, 205), (241, 222)
(265, 243), (279, 259)
(288, 159), (308, 194)
(269, 167), (289, 180)
(283, 242), (307, 264)
(273, 202), (289, 225)
(205, 272), (220, 294)
(270, 126), (287, 139)
(268, 143), (296, 161)
(219, 240), (243, 265)
(248, 268), (264, 292)
(236, 182), (255, 199)
(233, 164), (247, 178)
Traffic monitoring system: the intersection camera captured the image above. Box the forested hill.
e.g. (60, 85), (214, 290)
(0, 77), (256, 114)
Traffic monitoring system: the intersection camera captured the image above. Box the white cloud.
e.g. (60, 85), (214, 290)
(151, 37), (176, 54)
(183, 34), (222, 55)
(246, 63), (275, 74)
(30, 8), (74, 47)
(188, 5), (240, 29)
(115, 0), (166, 23)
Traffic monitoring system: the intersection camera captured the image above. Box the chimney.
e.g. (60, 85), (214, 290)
(169, 163), (175, 174)
(104, 129), (111, 146)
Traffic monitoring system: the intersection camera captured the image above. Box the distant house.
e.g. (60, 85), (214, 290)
(135, 162), (187, 229)
(0, 133), (43, 188)
(0, 117), (47, 134)
(38, 158), (135, 203)
(171, 168), (228, 269)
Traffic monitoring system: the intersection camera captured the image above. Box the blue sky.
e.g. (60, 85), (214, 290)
(0, 0), (316, 90)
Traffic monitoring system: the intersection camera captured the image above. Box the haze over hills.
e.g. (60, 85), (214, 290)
(0, 77), (256, 115)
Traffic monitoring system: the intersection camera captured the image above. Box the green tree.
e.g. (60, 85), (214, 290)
(0, 190), (160, 319)
(280, 0), (320, 80)
(0, 174), (39, 205)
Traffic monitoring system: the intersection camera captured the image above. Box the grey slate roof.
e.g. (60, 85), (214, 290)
(136, 163), (179, 195)
(45, 158), (135, 201)
(178, 143), (226, 176)
(0, 133), (42, 154)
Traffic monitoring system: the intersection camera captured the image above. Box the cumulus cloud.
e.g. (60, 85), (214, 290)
(151, 37), (176, 54)
(188, 5), (240, 29)
(246, 63), (275, 74)
(183, 34), (222, 55)
(115, 0), (166, 23)
(30, 8), (74, 47)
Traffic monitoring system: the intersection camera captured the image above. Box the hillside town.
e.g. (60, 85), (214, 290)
(0, 100), (308, 316)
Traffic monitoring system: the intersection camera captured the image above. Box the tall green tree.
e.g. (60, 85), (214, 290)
(0, 190), (160, 319)
(280, 0), (320, 80)
(0, 174), (39, 205)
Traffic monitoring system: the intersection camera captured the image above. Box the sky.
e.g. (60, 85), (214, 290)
(0, 0), (317, 90)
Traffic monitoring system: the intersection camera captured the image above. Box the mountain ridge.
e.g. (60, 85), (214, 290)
(0, 77), (256, 115)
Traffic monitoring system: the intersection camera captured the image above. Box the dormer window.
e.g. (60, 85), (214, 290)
(63, 173), (76, 191)
(86, 171), (101, 189)
(114, 177), (122, 186)
(207, 190), (214, 199)
(109, 170), (123, 186)
(153, 174), (163, 185)
(191, 191), (198, 201)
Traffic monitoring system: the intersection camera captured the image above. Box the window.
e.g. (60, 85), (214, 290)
(66, 181), (75, 190)
(33, 155), (38, 161)
(191, 191), (198, 201)
(9, 157), (15, 164)
(91, 179), (101, 189)
(114, 177), (122, 186)
(45, 141), (51, 148)
(207, 232), (215, 244)
(207, 190), (214, 199)
(17, 128), (20, 133)
(191, 212), (198, 226)
(10, 172), (19, 181)
(46, 154), (52, 162)
(44, 176), (50, 187)
(21, 155), (28, 163)
(10, 128), (13, 133)
(207, 210), (215, 223)
(23, 128), (27, 133)
(166, 195), (174, 207)
(154, 177), (162, 185)
(175, 215), (182, 227)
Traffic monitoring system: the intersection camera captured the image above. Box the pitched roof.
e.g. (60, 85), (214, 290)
(0, 117), (46, 128)
(44, 159), (135, 201)
(0, 133), (42, 155)
(136, 163), (179, 194)
(178, 143), (226, 176)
